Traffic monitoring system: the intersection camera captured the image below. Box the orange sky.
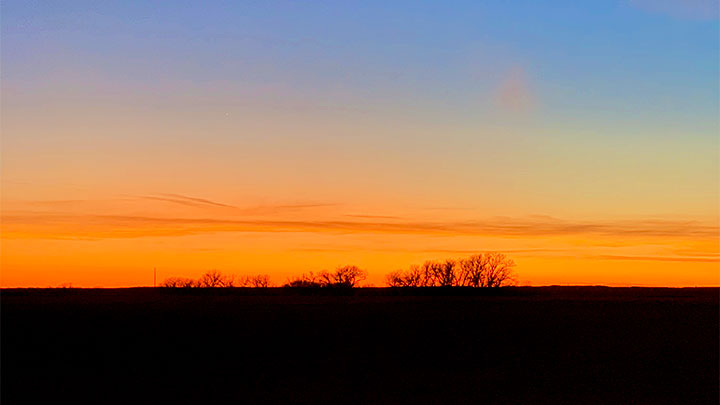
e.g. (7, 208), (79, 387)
(2, 1), (718, 287)
(1, 185), (718, 287)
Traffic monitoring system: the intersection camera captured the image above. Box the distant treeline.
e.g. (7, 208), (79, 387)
(386, 252), (515, 287)
(160, 252), (516, 288)
(284, 265), (367, 288)
(162, 272), (271, 288)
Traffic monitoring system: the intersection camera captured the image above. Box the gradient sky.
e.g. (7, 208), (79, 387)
(2, 0), (718, 287)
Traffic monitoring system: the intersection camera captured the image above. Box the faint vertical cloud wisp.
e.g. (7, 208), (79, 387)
(493, 66), (536, 115)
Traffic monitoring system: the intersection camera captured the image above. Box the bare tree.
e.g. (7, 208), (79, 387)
(420, 260), (457, 287)
(247, 274), (271, 288)
(160, 278), (181, 287)
(284, 272), (323, 288)
(161, 277), (197, 288)
(318, 265), (367, 287)
(178, 278), (198, 288)
(436, 260), (457, 287)
(386, 264), (433, 287)
(458, 254), (488, 287)
(406, 264), (430, 287)
(318, 270), (335, 286)
(162, 271), (272, 288)
(386, 252), (517, 288)
(333, 265), (367, 287)
(285, 266), (366, 288)
(484, 252), (516, 287)
(198, 270), (234, 287)
(420, 261), (441, 286)
(458, 253), (516, 287)
(386, 270), (406, 287)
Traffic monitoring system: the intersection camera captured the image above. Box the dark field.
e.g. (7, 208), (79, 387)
(2, 287), (718, 404)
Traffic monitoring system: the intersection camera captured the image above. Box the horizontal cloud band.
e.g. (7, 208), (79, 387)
(2, 213), (717, 240)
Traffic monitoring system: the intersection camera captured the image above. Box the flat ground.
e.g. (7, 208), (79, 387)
(2, 287), (718, 404)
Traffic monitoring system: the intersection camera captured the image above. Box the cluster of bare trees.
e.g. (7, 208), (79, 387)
(161, 270), (271, 288)
(160, 253), (515, 289)
(284, 265), (367, 288)
(386, 252), (516, 288)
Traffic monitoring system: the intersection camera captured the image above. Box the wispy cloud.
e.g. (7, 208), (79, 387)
(142, 193), (236, 208)
(292, 246), (571, 255)
(344, 214), (401, 219)
(2, 213), (717, 240)
(141, 196), (218, 208)
(598, 255), (719, 263)
(289, 247), (720, 263)
(139, 194), (338, 214)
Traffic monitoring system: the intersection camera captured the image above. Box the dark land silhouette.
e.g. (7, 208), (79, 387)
(2, 286), (718, 404)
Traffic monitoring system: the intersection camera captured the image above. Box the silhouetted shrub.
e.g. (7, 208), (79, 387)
(162, 271), (243, 288)
(285, 266), (367, 288)
(284, 272), (324, 288)
(242, 274), (272, 288)
(161, 277), (198, 288)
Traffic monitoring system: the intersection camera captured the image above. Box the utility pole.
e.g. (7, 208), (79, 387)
(154, 267), (156, 287)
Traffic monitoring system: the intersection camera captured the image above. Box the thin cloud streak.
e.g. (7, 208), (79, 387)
(141, 196), (215, 208)
(139, 194), (337, 214)
(598, 255), (719, 263)
(292, 247), (572, 255)
(159, 193), (236, 208)
(141, 193), (236, 208)
(2, 213), (717, 240)
(345, 214), (401, 219)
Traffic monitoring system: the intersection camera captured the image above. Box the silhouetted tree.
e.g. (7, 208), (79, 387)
(386, 270), (406, 287)
(418, 260), (458, 287)
(198, 270), (234, 287)
(386, 252), (517, 288)
(246, 274), (272, 288)
(406, 264), (431, 287)
(179, 278), (198, 288)
(285, 266), (366, 288)
(483, 252), (516, 287)
(161, 271), (274, 288)
(435, 260), (457, 287)
(457, 254), (487, 287)
(319, 265), (367, 287)
(161, 277), (197, 288)
(386, 264), (432, 287)
(284, 272), (323, 288)
(458, 253), (516, 287)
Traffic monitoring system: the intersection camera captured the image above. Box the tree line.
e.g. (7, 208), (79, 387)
(161, 271), (271, 288)
(160, 252), (516, 288)
(386, 252), (516, 287)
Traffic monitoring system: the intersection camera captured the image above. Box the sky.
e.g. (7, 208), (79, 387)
(1, 0), (718, 287)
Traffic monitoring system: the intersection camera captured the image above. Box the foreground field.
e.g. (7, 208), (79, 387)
(2, 287), (718, 404)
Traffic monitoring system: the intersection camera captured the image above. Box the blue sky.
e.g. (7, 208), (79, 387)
(1, 1), (718, 286)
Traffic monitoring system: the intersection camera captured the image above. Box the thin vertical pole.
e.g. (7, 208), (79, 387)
(154, 267), (156, 287)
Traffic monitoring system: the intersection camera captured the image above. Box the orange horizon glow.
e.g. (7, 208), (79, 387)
(2, 189), (718, 288)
